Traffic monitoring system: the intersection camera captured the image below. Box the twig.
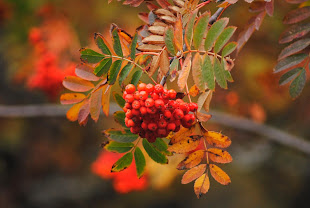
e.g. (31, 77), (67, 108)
(0, 104), (310, 155)
(209, 8), (224, 25)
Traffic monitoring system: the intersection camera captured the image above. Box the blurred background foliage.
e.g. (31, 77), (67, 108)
(0, 0), (310, 207)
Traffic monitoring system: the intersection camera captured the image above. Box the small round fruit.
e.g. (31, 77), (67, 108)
(168, 89), (177, 99)
(134, 91), (140, 100)
(154, 99), (165, 109)
(163, 110), (172, 119)
(147, 107), (157, 114)
(131, 109), (140, 116)
(151, 92), (159, 100)
(148, 123), (158, 131)
(145, 84), (154, 94)
(138, 83), (147, 91)
(173, 109), (184, 119)
(158, 119), (167, 128)
(157, 128), (167, 137)
(141, 122), (148, 130)
(167, 100), (177, 111)
(189, 102), (198, 112)
(132, 100), (140, 109)
(126, 109), (133, 118)
(167, 122), (176, 131)
(125, 84), (136, 94)
(127, 119), (135, 127)
(130, 126), (140, 134)
(162, 89), (169, 99)
(140, 106), (147, 115)
(179, 102), (189, 114)
(125, 94), (135, 103)
(154, 84), (164, 94)
(139, 91), (148, 100)
(145, 98), (155, 107)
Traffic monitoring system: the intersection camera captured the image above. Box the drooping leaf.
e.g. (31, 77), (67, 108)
(209, 164), (231, 185)
(66, 101), (84, 121)
(164, 26), (177, 56)
(113, 92), (125, 108)
(75, 64), (99, 81)
(205, 18), (229, 51)
(278, 38), (310, 60)
(178, 53), (192, 90)
(111, 152), (133, 172)
(283, 6), (310, 24)
(60, 93), (86, 105)
(193, 11), (210, 49)
(108, 60), (123, 85)
(222, 42), (238, 57)
(197, 112), (212, 122)
(189, 85), (200, 97)
(104, 141), (134, 153)
(131, 70), (143, 86)
(274, 53), (307, 73)
(130, 33), (138, 60)
(80, 48), (105, 63)
(202, 54), (215, 90)
(192, 53), (205, 91)
(205, 131), (232, 148)
(77, 99), (90, 126)
(101, 84), (111, 116)
(181, 164), (206, 184)
(153, 138), (172, 156)
(111, 26), (123, 57)
(208, 148), (233, 164)
(170, 126), (194, 144)
(279, 67), (302, 86)
(214, 58), (227, 89)
(168, 135), (202, 154)
(279, 23), (310, 44)
(142, 138), (168, 164)
(159, 49), (170, 75)
(134, 147), (146, 178)
(94, 33), (112, 55)
(94, 58), (112, 77)
(177, 150), (205, 170)
(203, 90), (213, 112)
(113, 111), (126, 127)
(103, 129), (139, 143)
(149, 56), (160, 76)
(185, 10), (198, 49)
(197, 90), (212, 112)
(194, 173), (210, 199)
(90, 87), (103, 122)
(174, 15), (183, 52)
(118, 64), (133, 86)
(289, 68), (306, 98)
(63, 76), (94, 92)
(214, 26), (237, 53)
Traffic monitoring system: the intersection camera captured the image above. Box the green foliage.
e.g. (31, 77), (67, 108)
(113, 111), (126, 127)
(94, 33), (112, 55)
(289, 68), (306, 98)
(134, 147), (146, 178)
(193, 11), (210, 49)
(119, 64), (133, 86)
(164, 26), (177, 56)
(205, 18), (229, 51)
(142, 138), (168, 164)
(213, 57), (227, 89)
(80, 48), (105, 63)
(108, 60), (123, 85)
(104, 141), (134, 153)
(112, 152), (133, 172)
(94, 58), (112, 76)
(112, 92), (125, 108)
(131, 70), (143, 86)
(104, 129), (139, 143)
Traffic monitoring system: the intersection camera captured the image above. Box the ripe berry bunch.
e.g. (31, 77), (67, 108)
(123, 83), (198, 143)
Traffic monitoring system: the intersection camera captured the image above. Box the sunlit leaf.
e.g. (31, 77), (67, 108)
(189, 85), (200, 97)
(60, 93), (86, 105)
(94, 58), (112, 77)
(168, 135), (202, 154)
(90, 87), (103, 122)
(111, 152), (133, 172)
(185, 10), (198, 49)
(192, 53), (205, 91)
(222, 42), (238, 57)
(134, 147), (146, 178)
(159, 49), (170, 75)
(103, 129), (139, 143)
(202, 54), (215, 90)
(104, 141), (134, 153)
(289, 68), (306, 98)
(214, 58), (227, 89)
(63, 76), (94, 92)
(75, 64), (99, 81)
(182, 164), (206, 184)
(279, 67), (303, 86)
(283, 6), (310, 24)
(113, 92), (125, 108)
(108, 60), (123, 85)
(214, 26), (236, 53)
(66, 101), (84, 122)
(177, 150), (205, 170)
(197, 112), (212, 122)
(278, 38), (310, 60)
(205, 131), (231, 148)
(279, 23), (310, 44)
(205, 18), (229, 51)
(194, 174), (210, 199)
(131, 70), (143, 86)
(118, 64), (133, 86)
(178, 53), (192, 90)
(209, 164), (231, 185)
(170, 126), (194, 144)
(111, 25), (123, 57)
(142, 138), (168, 164)
(164, 26), (177, 56)
(208, 148), (233, 164)
(174, 15), (183, 52)
(80, 48), (105, 64)
(94, 32), (112, 55)
(193, 11), (210, 49)
(77, 99), (90, 126)
(274, 53), (307, 73)
(102, 84), (111, 116)
(113, 111), (126, 127)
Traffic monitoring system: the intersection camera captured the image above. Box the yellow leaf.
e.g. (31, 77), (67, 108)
(60, 93), (86, 105)
(209, 164), (231, 185)
(177, 150), (205, 170)
(168, 135), (202, 153)
(66, 101), (84, 121)
(182, 164), (206, 184)
(63, 76), (95, 92)
(90, 87), (103, 122)
(159, 49), (169, 75)
(149, 55), (160, 76)
(170, 126), (194, 144)
(205, 131), (231, 148)
(178, 53), (192, 90)
(189, 85), (199, 97)
(194, 173), (210, 199)
(174, 15), (183, 52)
(101, 85), (112, 117)
(208, 148), (232, 164)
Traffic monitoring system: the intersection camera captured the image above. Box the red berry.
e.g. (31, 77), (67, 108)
(145, 132), (156, 143)
(179, 103), (189, 114)
(139, 91), (148, 100)
(157, 128), (167, 137)
(140, 100), (145, 106)
(125, 94), (135, 103)
(168, 89), (177, 99)
(154, 99), (165, 109)
(140, 106), (147, 115)
(183, 114), (196, 125)
(174, 119), (181, 126)
(151, 92), (159, 100)
(141, 122), (148, 130)
(125, 84), (136, 94)
(189, 102), (198, 112)
(158, 119), (167, 128)
(139, 130), (146, 138)
(130, 126), (140, 134)
(154, 84), (164, 94)
(138, 83), (147, 91)
(176, 99), (184, 104)
(131, 109), (140, 116)
(173, 109), (184, 119)
(131, 116), (141, 124)
(163, 110), (172, 119)
(167, 100), (177, 111)
(134, 91), (140, 100)
(126, 110), (133, 118)
(127, 119), (135, 127)
(123, 107), (128, 112)
(162, 89), (169, 99)
(123, 91), (128, 99)
(167, 122), (176, 131)
(132, 100), (140, 109)
(148, 123), (158, 131)
(125, 102), (131, 109)
(145, 84), (154, 94)
(145, 98), (154, 107)
(147, 107), (157, 114)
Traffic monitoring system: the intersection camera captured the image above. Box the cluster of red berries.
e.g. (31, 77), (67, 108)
(123, 83), (198, 143)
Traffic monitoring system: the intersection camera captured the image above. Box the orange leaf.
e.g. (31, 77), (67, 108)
(101, 84), (112, 117)
(75, 63), (100, 81)
(208, 148), (232, 164)
(90, 87), (103, 122)
(60, 93), (86, 105)
(78, 99), (90, 126)
(194, 173), (210, 199)
(178, 53), (192, 90)
(205, 131), (231, 148)
(189, 85), (200, 97)
(209, 164), (231, 185)
(168, 135), (202, 154)
(181, 164), (206, 184)
(177, 150), (205, 170)
(197, 112), (212, 122)
(159, 49), (170, 75)
(170, 126), (194, 144)
(174, 15), (183, 52)
(63, 76), (94, 92)
(66, 101), (84, 122)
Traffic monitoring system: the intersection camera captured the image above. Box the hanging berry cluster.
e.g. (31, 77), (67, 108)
(123, 83), (198, 142)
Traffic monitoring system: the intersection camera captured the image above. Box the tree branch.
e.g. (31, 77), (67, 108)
(0, 104), (309, 155)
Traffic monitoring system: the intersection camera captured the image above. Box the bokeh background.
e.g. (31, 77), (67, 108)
(0, 0), (310, 207)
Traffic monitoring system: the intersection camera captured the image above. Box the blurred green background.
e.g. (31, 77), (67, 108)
(0, 0), (310, 207)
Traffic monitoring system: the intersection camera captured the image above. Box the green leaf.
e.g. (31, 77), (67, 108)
(278, 38), (310, 60)
(111, 152), (133, 172)
(108, 60), (123, 85)
(94, 58), (112, 76)
(202, 54), (215, 90)
(94, 33), (112, 55)
(222, 42), (237, 57)
(222, 60), (233, 82)
(153, 138), (172, 156)
(112, 92), (125, 108)
(104, 141), (133, 153)
(80, 48), (105, 64)
(192, 53), (205, 91)
(111, 27), (123, 57)
(279, 22), (310, 44)
(214, 26), (236, 53)
(279, 67), (303, 86)
(214, 57), (227, 89)
(131, 70), (143, 86)
(185, 10), (198, 49)
(130, 33), (138, 60)
(142, 138), (168, 164)
(193, 11), (210, 49)
(289, 68), (306, 98)
(104, 129), (139, 143)
(134, 147), (146, 178)
(164, 26), (177, 56)
(119, 64), (133, 86)
(274, 53), (307, 73)
(113, 111), (126, 127)
(205, 18), (229, 51)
